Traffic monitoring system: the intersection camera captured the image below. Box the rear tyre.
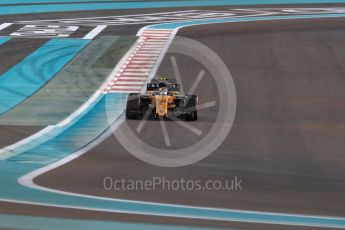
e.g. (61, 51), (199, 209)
(126, 93), (141, 120)
(185, 95), (198, 121)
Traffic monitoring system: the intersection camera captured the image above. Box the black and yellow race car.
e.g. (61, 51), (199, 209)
(125, 77), (198, 121)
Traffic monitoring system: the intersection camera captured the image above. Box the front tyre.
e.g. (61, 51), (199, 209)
(185, 95), (198, 121)
(126, 93), (141, 120)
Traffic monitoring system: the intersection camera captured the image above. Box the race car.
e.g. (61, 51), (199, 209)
(125, 77), (198, 121)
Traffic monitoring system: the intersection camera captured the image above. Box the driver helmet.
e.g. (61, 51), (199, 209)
(160, 87), (168, 95)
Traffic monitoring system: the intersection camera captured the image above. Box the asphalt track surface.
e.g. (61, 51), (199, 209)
(0, 125), (43, 148)
(1, 3), (345, 230)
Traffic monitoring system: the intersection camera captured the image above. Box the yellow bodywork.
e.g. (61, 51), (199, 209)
(153, 95), (175, 117)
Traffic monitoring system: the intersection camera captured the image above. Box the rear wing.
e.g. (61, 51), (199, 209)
(168, 84), (180, 92)
(146, 83), (180, 92)
(147, 83), (160, 91)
